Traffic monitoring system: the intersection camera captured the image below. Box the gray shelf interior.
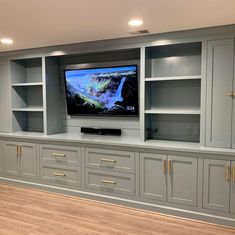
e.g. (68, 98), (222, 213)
(145, 114), (200, 142)
(12, 85), (43, 109)
(11, 58), (42, 83)
(145, 42), (201, 78)
(145, 79), (201, 110)
(12, 111), (44, 133)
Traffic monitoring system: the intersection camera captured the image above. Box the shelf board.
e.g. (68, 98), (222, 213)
(12, 108), (44, 112)
(145, 75), (201, 82)
(11, 82), (43, 87)
(145, 108), (201, 115)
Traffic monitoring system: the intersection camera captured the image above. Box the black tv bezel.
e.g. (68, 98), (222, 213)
(63, 64), (139, 116)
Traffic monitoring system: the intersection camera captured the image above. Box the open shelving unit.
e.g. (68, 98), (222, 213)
(10, 57), (45, 133)
(144, 42), (202, 143)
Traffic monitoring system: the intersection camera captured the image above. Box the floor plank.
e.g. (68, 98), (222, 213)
(0, 184), (234, 235)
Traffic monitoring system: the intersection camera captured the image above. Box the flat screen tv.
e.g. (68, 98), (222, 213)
(64, 65), (139, 116)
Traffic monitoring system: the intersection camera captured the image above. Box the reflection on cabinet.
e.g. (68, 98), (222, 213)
(203, 159), (235, 213)
(3, 141), (37, 180)
(140, 153), (197, 206)
(206, 39), (235, 148)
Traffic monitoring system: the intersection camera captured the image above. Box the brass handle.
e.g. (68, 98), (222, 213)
(232, 166), (235, 182)
(101, 179), (116, 184)
(227, 91), (233, 97)
(233, 92), (235, 97)
(163, 160), (166, 174)
(16, 145), (19, 156)
(168, 160), (172, 176)
(53, 172), (66, 177)
(225, 165), (230, 182)
(101, 158), (116, 163)
(53, 153), (66, 157)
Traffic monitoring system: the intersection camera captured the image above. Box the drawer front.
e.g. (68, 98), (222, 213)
(40, 145), (80, 167)
(40, 166), (81, 187)
(85, 169), (135, 196)
(85, 148), (135, 173)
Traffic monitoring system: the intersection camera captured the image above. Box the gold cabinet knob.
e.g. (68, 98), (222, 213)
(227, 91), (233, 97)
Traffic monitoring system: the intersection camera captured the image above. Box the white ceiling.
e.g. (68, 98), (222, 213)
(0, 0), (235, 52)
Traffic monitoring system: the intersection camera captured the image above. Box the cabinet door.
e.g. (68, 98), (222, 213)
(19, 143), (37, 179)
(203, 159), (230, 212)
(230, 161), (235, 214)
(167, 155), (197, 206)
(206, 39), (234, 148)
(3, 142), (19, 176)
(140, 153), (167, 201)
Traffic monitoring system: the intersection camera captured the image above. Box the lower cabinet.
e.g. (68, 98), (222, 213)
(203, 159), (235, 213)
(140, 153), (198, 207)
(3, 141), (37, 180)
(39, 144), (81, 188)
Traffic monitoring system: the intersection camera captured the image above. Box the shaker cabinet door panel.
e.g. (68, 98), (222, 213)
(230, 161), (235, 214)
(140, 153), (167, 201)
(3, 142), (19, 176)
(206, 39), (234, 148)
(203, 159), (230, 212)
(20, 143), (37, 179)
(167, 155), (197, 206)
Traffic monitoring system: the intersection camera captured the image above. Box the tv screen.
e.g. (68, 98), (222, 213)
(64, 65), (139, 116)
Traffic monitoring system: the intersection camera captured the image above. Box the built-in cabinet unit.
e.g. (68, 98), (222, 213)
(203, 158), (235, 213)
(206, 39), (235, 148)
(3, 141), (37, 180)
(0, 25), (235, 227)
(144, 42), (202, 143)
(140, 153), (197, 206)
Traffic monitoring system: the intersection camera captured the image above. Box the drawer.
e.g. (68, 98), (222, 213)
(85, 148), (135, 173)
(40, 166), (81, 187)
(40, 145), (80, 167)
(85, 169), (135, 196)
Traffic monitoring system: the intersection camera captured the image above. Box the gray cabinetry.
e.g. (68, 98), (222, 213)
(39, 144), (81, 187)
(230, 161), (235, 214)
(0, 60), (10, 133)
(140, 153), (197, 206)
(85, 147), (135, 197)
(140, 153), (166, 201)
(206, 39), (235, 148)
(3, 141), (37, 179)
(167, 155), (197, 206)
(203, 158), (235, 213)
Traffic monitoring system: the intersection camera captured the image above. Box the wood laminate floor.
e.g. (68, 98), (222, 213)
(0, 184), (234, 235)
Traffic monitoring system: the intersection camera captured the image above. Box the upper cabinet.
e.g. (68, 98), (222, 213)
(206, 39), (235, 148)
(143, 42), (202, 143)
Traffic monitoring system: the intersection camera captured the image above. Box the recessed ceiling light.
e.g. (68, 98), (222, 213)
(0, 38), (14, 45)
(128, 19), (143, 27)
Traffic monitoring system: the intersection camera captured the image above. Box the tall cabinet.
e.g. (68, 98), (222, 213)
(206, 39), (235, 148)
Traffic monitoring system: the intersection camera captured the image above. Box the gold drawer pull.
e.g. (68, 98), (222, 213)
(53, 172), (66, 177)
(163, 160), (166, 174)
(227, 91), (233, 97)
(225, 165), (230, 182)
(101, 179), (116, 184)
(168, 160), (172, 176)
(53, 153), (66, 157)
(232, 166), (235, 182)
(101, 158), (116, 163)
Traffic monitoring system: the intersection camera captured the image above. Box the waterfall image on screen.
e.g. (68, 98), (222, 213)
(64, 65), (138, 115)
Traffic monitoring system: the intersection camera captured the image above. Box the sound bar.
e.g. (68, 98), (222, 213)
(81, 127), (121, 136)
